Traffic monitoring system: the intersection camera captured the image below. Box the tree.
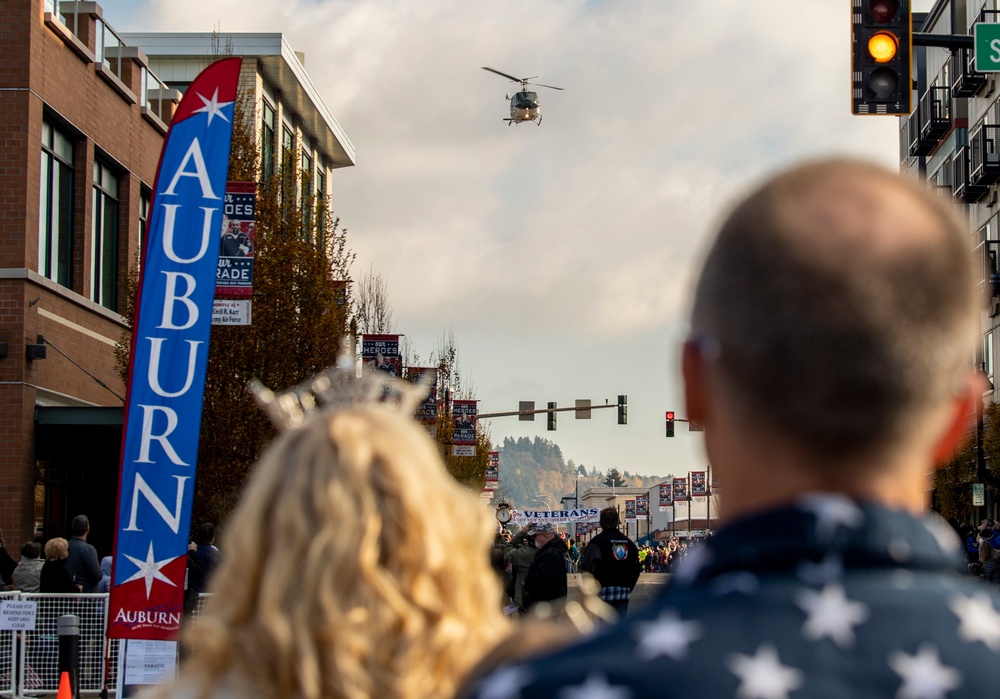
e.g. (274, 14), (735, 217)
(578, 464), (588, 478)
(116, 61), (354, 526)
(604, 468), (626, 488)
(353, 264), (395, 334)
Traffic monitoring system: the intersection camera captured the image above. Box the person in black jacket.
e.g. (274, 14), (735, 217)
(580, 507), (641, 616)
(520, 523), (567, 610)
(40, 538), (78, 593)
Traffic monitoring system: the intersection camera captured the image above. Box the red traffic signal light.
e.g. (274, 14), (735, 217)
(665, 411), (675, 421)
(851, 0), (911, 115)
(666, 411), (675, 438)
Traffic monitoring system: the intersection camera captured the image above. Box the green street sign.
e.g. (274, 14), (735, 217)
(975, 23), (1000, 72)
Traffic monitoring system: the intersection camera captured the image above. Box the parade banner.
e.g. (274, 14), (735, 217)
(673, 477), (689, 502)
(452, 399), (477, 455)
(625, 500), (636, 520)
(486, 451), (499, 483)
(407, 367), (438, 436)
(658, 483), (673, 508)
(108, 58), (242, 640)
(512, 508), (600, 525)
(691, 471), (707, 497)
(636, 494), (649, 517)
(215, 181), (255, 298)
(362, 334), (401, 377)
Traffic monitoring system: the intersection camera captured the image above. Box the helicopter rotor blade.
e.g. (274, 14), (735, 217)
(481, 66), (524, 84)
(529, 82), (564, 91)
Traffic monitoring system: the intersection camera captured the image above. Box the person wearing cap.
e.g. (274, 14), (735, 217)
(521, 523), (568, 611)
(580, 507), (641, 616)
(504, 525), (539, 612)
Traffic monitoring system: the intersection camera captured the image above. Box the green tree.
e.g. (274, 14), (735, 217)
(604, 468), (626, 488)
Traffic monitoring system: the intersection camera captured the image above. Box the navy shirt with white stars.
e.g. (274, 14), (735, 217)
(469, 494), (1000, 699)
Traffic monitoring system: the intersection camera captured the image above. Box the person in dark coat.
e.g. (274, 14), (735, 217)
(581, 508), (641, 616)
(466, 160), (1000, 699)
(188, 522), (222, 595)
(65, 515), (101, 592)
(520, 524), (567, 610)
(40, 538), (78, 593)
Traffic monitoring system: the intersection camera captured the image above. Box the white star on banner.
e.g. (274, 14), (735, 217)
(795, 584), (869, 648)
(888, 645), (962, 699)
(726, 644), (804, 699)
(192, 87), (233, 126)
(797, 493), (864, 543)
(634, 610), (702, 661)
(122, 541), (179, 600)
(557, 674), (631, 699)
(477, 666), (534, 699)
(672, 545), (712, 586)
(711, 571), (760, 597)
(796, 555), (844, 587)
(948, 593), (1000, 651)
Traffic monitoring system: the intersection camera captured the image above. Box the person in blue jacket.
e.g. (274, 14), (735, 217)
(466, 159), (1000, 699)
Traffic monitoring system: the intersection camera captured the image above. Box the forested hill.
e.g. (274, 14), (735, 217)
(494, 436), (670, 509)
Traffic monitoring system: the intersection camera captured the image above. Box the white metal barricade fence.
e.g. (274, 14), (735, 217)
(17, 593), (115, 697)
(0, 591), (18, 697)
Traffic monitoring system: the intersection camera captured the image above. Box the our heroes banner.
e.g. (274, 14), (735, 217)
(452, 400), (477, 445)
(625, 500), (636, 520)
(673, 477), (689, 502)
(215, 181), (255, 298)
(407, 367), (438, 436)
(658, 483), (673, 507)
(362, 334), (401, 377)
(486, 451), (499, 483)
(636, 494), (649, 517)
(108, 58), (242, 640)
(691, 471), (707, 497)
(512, 508), (600, 525)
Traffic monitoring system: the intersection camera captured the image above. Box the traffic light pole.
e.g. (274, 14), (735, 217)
(478, 403), (618, 419)
(912, 33), (972, 49)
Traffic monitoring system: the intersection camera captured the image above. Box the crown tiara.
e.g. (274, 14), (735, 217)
(248, 340), (430, 432)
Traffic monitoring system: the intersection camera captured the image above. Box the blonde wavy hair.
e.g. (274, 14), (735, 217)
(180, 407), (510, 699)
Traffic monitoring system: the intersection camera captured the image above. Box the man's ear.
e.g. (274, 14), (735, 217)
(932, 371), (990, 467)
(682, 340), (708, 427)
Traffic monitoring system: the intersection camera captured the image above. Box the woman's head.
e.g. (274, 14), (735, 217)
(980, 538), (998, 564)
(44, 538), (68, 561)
(184, 407), (509, 699)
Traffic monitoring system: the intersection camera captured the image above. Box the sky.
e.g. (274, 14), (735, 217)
(97, 0), (936, 479)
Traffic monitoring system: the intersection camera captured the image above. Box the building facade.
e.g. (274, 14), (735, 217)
(900, 0), (999, 522)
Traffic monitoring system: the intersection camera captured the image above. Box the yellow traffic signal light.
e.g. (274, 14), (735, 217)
(851, 0), (912, 115)
(868, 31), (899, 63)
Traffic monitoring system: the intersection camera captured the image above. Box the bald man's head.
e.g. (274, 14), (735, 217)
(691, 159), (977, 457)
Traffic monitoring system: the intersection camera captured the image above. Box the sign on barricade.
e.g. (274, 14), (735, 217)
(0, 601), (36, 630)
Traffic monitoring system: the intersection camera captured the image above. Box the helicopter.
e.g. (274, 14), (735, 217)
(481, 67), (564, 125)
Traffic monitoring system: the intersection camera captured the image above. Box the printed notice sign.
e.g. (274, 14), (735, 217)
(123, 639), (178, 686)
(0, 600), (36, 630)
(212, 299), (252, 326)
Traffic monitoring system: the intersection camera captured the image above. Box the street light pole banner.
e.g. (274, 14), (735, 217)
(486, 451), (499, 483)
(452, 399), (477, 445)
(108, 57), (242, 641)
(362, 334), (400, 377)
(691, 471), (707, 497)
(658, 483), (673, 508)
(636, 494), (649, 517)
(215, 181), (255, 298)
(407, 367), (438, 436)
(625, 500), (636, 520)
(672, 477), (689, 502)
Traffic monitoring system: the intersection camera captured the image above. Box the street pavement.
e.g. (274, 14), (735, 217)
(567, 571), (669, 612)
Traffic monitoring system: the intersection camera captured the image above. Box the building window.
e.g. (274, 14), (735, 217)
(39, 119), (75, 288)
(261, 101), (275, 180)
(138, 188), (151, 268)
(316, 167), (327, 243)
(281, 125), (295, 209)
(92, 160), (120, 310)
(986, 331), (995, 387)
(301, 149), (313, 236)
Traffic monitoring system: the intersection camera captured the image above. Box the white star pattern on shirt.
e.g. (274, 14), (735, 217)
(634, 610), (703, 661)
(948, 593), (1000, 651)
(796, 554), (844, 587)
(795, 583), (869, 648)
(476, 666), (534, 699)
(192, 87), (233, 126)
(557, 673), (631, 699)
(726, 644), (804, 699)
(797, 493), (864, 542)
(122, 541), (179, 599)
(711, 571), (760, 596)
(888, 645), (962, 699)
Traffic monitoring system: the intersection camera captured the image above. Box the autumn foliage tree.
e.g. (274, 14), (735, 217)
(933, 401), (1000, 521)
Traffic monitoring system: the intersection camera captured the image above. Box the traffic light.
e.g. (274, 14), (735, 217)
(617, 395), (627, 425)
(851, 0), (912, 115)
(547, 401), (557, 431)
(666, 411), (675, 438)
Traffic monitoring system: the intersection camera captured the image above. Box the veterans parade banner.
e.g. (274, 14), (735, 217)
(625, 499), (636, 520)
(658, 483), (673, 508)
(636, 494), (649, 517)
(691, 471), (707, 497)
(108, 58), (242, 640)
(672, 477), (689, 502)
(407, 366), (438, 436)
(512, 508), (600, 525)
(215, 181), (255, 298)
(362, 334), (401, 377)
(486, 451), (499, 484)
(452, 399), (477, 456)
